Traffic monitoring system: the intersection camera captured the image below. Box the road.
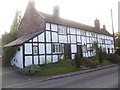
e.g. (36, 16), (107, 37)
(11, 65), (118, 88)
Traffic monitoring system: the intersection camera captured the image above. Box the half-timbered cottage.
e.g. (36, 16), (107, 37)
(4, 1), (114, 68)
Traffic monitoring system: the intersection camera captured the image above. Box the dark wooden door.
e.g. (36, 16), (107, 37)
(64, 44), (71, 59)
(77, 45), (83, 57)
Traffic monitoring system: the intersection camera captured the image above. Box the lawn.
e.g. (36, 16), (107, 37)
(33, 59), (112, 76)
(34, 60), (78, 76)
(92, 59), (112, 65)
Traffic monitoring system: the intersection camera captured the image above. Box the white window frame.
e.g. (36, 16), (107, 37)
(58, 25), (66, 34)
(52, 43), (63, 53)
(33, 45), (38, 55)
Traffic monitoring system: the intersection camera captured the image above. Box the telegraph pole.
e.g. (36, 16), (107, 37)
(111, 9), (116, 53)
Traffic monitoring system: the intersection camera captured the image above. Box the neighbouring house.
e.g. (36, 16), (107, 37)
(4, 1), (115, 68)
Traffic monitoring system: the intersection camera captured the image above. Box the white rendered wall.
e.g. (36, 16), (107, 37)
(71, 35), (76, 43)
(25, 43), (32, 54)
(71, 44), (77, 53)
(34, 56), (38, 64)
(46, 31), (51, 42)
(46, 55), (51, 63)
(40, 55), (45, 64)
(46, 44), (51, 54)
(52, 32), (58, 42)
(11, 46), (23, 68)
(59, 35), (67, 43)
(25, 56), (32, 66)
(38, 33), (44, 42)
(53, 55), (58, 62)
(39, 44), (45, 54)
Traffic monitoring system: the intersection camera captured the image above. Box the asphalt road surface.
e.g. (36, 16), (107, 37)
(13, 65), (118, 88)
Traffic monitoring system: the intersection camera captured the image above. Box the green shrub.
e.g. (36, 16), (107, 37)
(108, 54), (120, 64)
(89, 56), (98, 61)
(81, 58), (97, 68)
(21, 65), (41, 75)
(75, 53), (81, 68)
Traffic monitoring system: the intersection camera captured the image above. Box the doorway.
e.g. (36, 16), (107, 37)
(64, 43), (71, 59)
(77, 45), (83, 57)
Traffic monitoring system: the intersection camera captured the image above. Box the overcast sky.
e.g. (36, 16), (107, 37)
(0, 0), (119, 36)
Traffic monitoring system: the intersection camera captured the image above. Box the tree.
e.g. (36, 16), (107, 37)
(2, 10), (21, 66)
(90, 41), (104, 64)
(115, 32), (120, 55)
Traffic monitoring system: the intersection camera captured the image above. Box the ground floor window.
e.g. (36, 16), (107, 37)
(82, 44), (87, 53)
(33, 45), (38, 55)
(53, 43), (63, 53)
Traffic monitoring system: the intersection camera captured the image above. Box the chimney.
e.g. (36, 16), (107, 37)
(94, 18), (100, 29)
(53, 6), (59, 17)
(103, 25), (106, 30)
(28, 0), (35, 7)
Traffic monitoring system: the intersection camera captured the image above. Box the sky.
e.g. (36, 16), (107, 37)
(0, 0), (119, 36)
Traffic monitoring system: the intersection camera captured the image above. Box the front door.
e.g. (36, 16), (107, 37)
(64, 43), (71, 59)
(77, 45), (83, 57)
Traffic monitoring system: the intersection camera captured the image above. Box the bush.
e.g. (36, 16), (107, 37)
(81, 58), (97, 68)
(75, 53), (81, 68)
(89, 56), (98, 61)
(21, 65), (41, 75)
(108, 54), (120, 64)
(102, 51), (109, 60)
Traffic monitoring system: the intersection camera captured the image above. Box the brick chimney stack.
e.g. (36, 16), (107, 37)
(103, 25), (106, 30)
(28, 0), (35, 6)
(94, 18), (100, 29)
(53, 6), (59, 17)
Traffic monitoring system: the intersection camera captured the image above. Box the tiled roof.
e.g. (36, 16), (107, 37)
(40, 12), (113, 36)
(3, 31), (43, 48)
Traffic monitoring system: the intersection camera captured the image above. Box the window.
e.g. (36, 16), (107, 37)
(82, 45), (87, 53)
(33, 45), (38, 55)
(58, 25), (66, 34)
(86, 32), (90, 36)
(70, 28), (76, 34)
(102, 39), (105, 44)
(53, 43), (63, 53)
(91, 33), (95, 37)
(82, 30), (86, 35)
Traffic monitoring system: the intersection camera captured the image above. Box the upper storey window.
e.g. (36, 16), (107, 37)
(70, 28), (76, 34)
(45, 23), (50, 30)
(58, 25), (66, 34)
(81, 30), (86, 35)
(91, 33), (95, 37)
